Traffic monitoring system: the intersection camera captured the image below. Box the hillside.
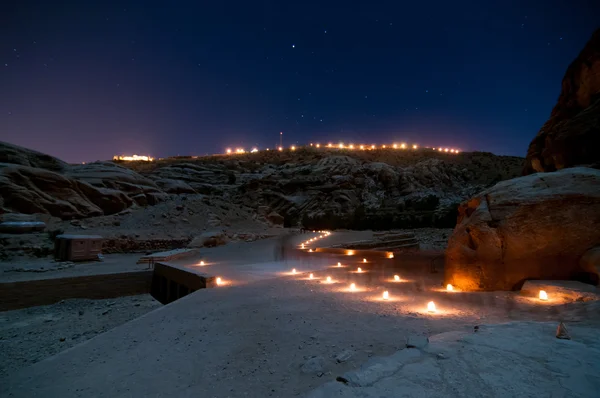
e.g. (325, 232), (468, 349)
(1, 142), (523, 232)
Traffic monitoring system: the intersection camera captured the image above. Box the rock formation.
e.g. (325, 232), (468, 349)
(524, 28), (600, 174)
(444, 167), (600, 291)
(0, 141), (523, 228)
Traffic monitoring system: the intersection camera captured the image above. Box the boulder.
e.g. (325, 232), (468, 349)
(444, 167), (600, 291)
(266, 211), (284, 225)
(580, 247), (600, 285)
(524, 28), (600, 174)
(188, 231), (227, 248)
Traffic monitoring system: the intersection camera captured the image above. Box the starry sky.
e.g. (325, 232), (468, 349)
(1, 1), (598, 163)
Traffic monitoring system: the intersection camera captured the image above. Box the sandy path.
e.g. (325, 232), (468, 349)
(2, 258), (594, 398)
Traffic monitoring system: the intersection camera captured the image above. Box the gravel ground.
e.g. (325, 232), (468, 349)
(0, 294), (161, 378)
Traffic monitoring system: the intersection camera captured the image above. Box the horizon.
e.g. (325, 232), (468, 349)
(1, 1), (599, 163)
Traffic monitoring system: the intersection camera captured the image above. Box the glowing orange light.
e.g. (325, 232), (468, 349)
(388, 253), (394, 259)
(382, 291), (389, 300)
(349, 144), (354, 149)
(360, 145), (365, 150)
(216, 277), (223, 286)
(357, 267), (362, 273)
(382, 145), (386, 148)
(444, 148), (449, 152)
(427, 301), (436, 313)
(291, 146), (296, 151)
(114, 154), (155, 162)
(347, 250), (355, 256)
(226, 148), (232, 154)
(200, 261), (205, 266)
(371, 144), (375, 149)
(251, 148), (258, 153)
(362, 258), (367, 263)
(339, 143), (344, 149)
(327, 143), (332, 148)
(393, 144), (397, 149)
(394, 275), (400, 282)
(301, 244), (305, 249)
(309, 273), (314, 279)
(316, 143), (320, 148)
(446, 284), (454, 291)
(278, 146), (283, 151)
(438, 147), (442, 151)
(337, 262), (342, 267)
(349, 283), (356, 291)
(412, 144), (418, 149)
(539, 290), (548, 301)
(292, 268), (297, 274)
(400, 143), (406, 149)
(326, 276), (332, 283)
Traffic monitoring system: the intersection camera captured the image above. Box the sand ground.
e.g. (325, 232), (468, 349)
(1, 229), (598, 397)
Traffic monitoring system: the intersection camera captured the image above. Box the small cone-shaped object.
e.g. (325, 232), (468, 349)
(556, 322), (571, 340)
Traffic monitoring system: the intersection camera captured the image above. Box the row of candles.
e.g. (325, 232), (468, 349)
(205, 229), (551, 305)
(290, 263), (447, 313)
(299, 230), (551, 311)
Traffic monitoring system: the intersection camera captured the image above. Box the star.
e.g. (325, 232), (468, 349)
(292, 44), (295, 48)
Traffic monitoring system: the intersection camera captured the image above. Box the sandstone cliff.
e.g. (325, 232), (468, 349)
(524, 28), (600, 174)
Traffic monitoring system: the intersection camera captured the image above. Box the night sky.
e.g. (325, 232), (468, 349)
(1, 1), (598, 163)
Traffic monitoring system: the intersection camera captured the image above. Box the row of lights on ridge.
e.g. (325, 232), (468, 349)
(225, 143), (460, 155)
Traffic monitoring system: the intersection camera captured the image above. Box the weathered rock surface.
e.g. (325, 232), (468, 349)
(1, 141), (523, 228)
(0, 142), (168, 219)
(524, 28), (600, 174)
(308, 322), (600, 398)
(444, 167), (600, 291)
(0, 141), (68, 172)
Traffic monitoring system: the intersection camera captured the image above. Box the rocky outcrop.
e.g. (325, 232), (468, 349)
(0, 142), (168, 219)
(444, 167), (600, 291)
(0, 141), (68, 172)
(524, 28), (600, 174)
(1, 140), (524, 227)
